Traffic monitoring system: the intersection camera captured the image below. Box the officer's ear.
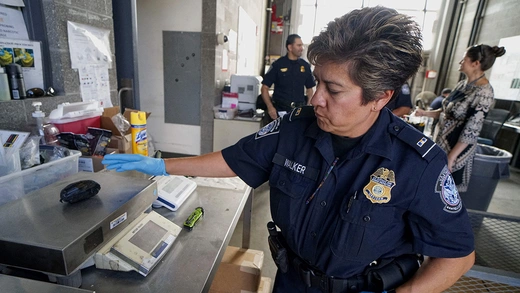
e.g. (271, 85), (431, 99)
(372, 90), (394, 111)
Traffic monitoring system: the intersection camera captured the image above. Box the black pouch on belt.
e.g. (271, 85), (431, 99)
(364, 254), (423, 291)
(267, 221), (289, 273)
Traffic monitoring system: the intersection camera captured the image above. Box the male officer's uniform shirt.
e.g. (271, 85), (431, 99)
(262, 55), (315, 107)
(386, 83), (413, 111)
(221, 106), (474, 278)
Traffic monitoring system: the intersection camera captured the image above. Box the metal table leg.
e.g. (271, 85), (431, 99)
(242, 188), (253, 249)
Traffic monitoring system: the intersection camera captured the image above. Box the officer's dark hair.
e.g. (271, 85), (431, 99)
(466, 44), (506, 71)
(286, 34), (301, 50)
(307, 6), (423, 105)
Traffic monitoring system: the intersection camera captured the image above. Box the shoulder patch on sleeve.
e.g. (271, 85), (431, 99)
(435, 165), (462, 213)
(389, 123), (440, 161)
(255, 118), (281, 139)
(288, 106), (315, 122)
(401, 84), (410, 95)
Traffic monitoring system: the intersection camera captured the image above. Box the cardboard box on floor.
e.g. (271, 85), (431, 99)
(257, 277), (272, 293)
(101, 107), (151, 154)
(209, 246), (265, 293)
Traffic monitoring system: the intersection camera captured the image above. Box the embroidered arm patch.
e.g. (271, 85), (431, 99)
(255, 118), (281, 139)
(435, 166), (462, 213)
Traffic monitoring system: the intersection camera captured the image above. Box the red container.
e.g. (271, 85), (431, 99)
(53, 116), (101, 134)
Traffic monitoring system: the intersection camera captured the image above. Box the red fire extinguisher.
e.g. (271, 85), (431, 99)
(271, 3), (283, 34)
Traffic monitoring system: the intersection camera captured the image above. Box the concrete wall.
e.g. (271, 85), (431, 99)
(0, 0), (267, 156)
(210, 0), (267, 153)
(136, 0), (203, 155)
(0, 0), (118, 131)
(445, 0), (520, 89)
(136, 0), (266, 155)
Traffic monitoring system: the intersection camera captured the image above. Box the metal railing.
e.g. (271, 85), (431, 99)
(445, 210), (520, 292)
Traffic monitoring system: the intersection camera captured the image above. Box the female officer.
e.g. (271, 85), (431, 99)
(103, 6), (475, 293)
(416, 44), (506, 192)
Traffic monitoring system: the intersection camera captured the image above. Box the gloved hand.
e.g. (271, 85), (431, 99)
(102, 154), (168, 176)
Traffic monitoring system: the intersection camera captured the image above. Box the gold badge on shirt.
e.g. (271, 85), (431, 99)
(280, 68), (288, 72)
(300, 66), (305, 72)
(363, 167), (395, 204)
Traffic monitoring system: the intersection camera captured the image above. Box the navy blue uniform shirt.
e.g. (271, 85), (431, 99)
(430, 96), (445, 110)
(262, 55), (315, 107)
(222, 107), (474, 278)
(386, 83), (413, 111)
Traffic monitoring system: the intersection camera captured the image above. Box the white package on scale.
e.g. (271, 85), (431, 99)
(152, 175), (197, 211)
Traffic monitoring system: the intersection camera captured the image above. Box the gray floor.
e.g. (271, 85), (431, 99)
(228, 167), (520, 292)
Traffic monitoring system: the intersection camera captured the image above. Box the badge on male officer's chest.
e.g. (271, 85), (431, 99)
(300, 66), (305, 72)
(363, 167), (395, 204)
(280, 68), (288, 72)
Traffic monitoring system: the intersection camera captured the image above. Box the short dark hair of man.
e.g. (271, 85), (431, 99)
(441, 88), (452, 95)
(307, 6), (423, 105)
(286, 34), (302, 50)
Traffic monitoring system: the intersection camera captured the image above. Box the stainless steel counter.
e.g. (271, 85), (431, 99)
(79, 171), (253, 293)
(0, 275), (94, 293)
(0, 170), (254, 293)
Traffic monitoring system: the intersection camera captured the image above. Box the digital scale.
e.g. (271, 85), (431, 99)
(152, 175), (197, 211)
(94, 210), (181, 276)
(0, 171), (182, 286)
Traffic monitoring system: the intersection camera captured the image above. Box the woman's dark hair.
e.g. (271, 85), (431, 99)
(466, 44), (506, 71)
(307, 6), (423, 104)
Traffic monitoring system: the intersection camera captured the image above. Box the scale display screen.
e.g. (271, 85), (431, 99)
(104, 211), (182, 276)
(129, 221), (167, 253)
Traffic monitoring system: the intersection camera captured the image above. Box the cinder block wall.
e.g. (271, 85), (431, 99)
(0, 0), (117, 132)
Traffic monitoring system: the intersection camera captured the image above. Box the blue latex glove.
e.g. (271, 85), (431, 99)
(102, 154), (168, 176)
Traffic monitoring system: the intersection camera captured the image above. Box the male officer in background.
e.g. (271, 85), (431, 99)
(103, 7), (475, 293)
(385, 82), (413, 117)
(430, 88), (452, 110)
(261, 34), (316, 120)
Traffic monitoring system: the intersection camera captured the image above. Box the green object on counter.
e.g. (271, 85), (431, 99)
(184, 207), (204, 231)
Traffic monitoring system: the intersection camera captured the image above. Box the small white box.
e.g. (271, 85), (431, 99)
(213, 105), (238, 120)
(222, 92), (239, 109)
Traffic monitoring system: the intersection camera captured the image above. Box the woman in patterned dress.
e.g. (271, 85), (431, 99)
(416, 44), (505, 192)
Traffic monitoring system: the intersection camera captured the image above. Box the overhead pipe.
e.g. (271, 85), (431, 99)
(437, 0), (468, 94)
(458, 0), (487, 81)
(263, 0), (274, 76)
(468, 0), (487, 47)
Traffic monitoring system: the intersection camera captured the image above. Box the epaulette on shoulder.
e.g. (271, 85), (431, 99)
(288, 106), (315, 122)
(388, 122), (441, 162)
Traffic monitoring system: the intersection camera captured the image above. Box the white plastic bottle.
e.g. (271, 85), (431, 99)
(0, 67), (10, 101)
(32, 101), (45, 142)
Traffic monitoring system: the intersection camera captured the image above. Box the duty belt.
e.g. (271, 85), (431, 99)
(273, 99), (305, 111)
(266, 222), (421, 293)
(290, 252), (421, 293)
(292, 256), (366, 293)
